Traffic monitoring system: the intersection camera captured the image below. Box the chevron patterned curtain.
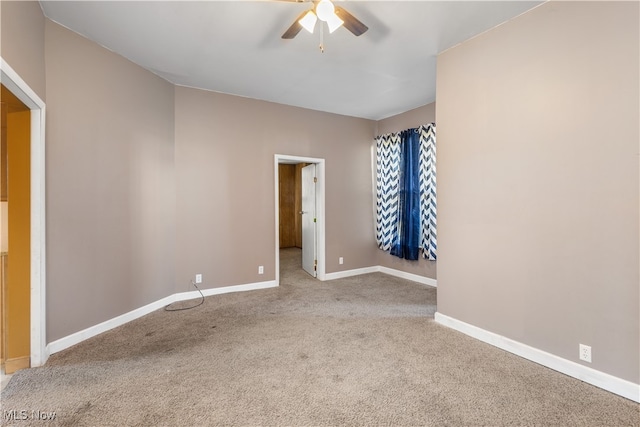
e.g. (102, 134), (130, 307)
(418, 124), (437, 260)
(375, 132), (402, 251)
(375, 123), (437, 260)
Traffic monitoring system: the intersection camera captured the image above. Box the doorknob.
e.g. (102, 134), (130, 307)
(299, 211), (307, 214)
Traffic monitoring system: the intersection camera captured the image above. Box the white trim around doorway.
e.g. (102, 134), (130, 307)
(0, 58), (48, 367)
(274, 155), (326, 285)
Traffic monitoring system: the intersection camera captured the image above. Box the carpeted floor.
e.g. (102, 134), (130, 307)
(1, 248), (638, 426)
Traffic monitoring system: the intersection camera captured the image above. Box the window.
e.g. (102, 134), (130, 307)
(375, 124), (436, 260)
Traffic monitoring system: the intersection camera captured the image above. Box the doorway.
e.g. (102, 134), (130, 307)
(0, 59), (47, 369)
(278, 162), (317, 278)
(1, 84), (31, 374)
(274, 155), (325, 285)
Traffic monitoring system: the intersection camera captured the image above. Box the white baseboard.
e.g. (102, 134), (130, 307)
(324, 265), (437, 288)
(378, 266), (437, 287)
(434, 312), (640, 403)
(47, 280), (277, 355)
(175, 280), (277, 301)
(323, 266), (380, 281)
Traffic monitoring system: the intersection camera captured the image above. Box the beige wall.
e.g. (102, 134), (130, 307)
(0, 0), (46, 100)
(377, 103), (436, 136)
(375, 102), (437, 280)
(3, 5), (380, 342)
(174, 86), (378, 290)
(44, 21), (176, 341)
(436, 1), (639, 383)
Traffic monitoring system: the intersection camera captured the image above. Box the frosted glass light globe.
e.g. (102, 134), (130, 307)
(316, 0), (335, 22)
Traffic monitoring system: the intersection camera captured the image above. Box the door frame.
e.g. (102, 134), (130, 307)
(1, 58), (47, 367)
(274, 155), (325, 285)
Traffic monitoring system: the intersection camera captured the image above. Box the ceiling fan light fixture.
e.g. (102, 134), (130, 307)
(326, 13), (344, 33)
(299, 10), (318, 33)
(315, 0), (335, 22)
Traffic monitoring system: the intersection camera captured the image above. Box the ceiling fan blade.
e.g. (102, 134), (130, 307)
(282, 10), (309, 39)
(334, 6), (368, 36)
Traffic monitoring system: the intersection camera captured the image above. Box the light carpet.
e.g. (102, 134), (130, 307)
(1, 248), (638, 426)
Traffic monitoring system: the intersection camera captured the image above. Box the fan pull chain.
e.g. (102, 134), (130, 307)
(319, 22), (324, 53)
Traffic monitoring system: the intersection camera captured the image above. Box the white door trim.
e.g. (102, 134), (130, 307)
(0, 58), (48, 367)
(274, 155), (326, 285)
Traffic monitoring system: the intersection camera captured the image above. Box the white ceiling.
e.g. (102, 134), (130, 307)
(39, 0), (543, 120)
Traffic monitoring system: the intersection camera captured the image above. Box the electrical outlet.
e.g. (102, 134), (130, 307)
(579, 344), (592, 363)
(258, 266), (264, 275)
(339, 257), (344, 265)
(195, 274), (202, 284)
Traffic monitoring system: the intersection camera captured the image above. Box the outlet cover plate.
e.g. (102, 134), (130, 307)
(579, 344), (592, 363)
(195, 274), (202, 284)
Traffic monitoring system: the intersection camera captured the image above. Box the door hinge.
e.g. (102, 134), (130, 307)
(314, 177), (317, 183)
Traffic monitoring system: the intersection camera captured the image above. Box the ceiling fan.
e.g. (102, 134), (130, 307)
(281, 0), (368, 41)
